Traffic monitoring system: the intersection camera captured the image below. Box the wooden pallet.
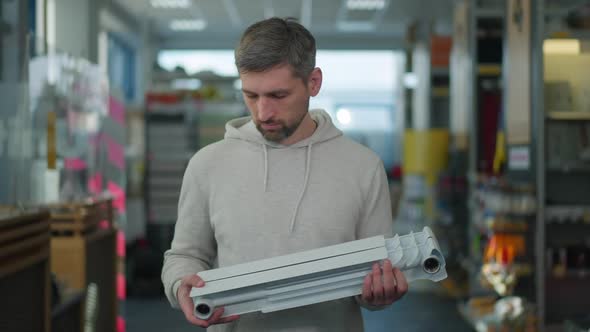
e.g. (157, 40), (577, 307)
(0, 210), (51, 277)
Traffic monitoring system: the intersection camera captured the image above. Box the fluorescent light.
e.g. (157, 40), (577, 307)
(346, 0), (386, 11)
(543, 39), (580, 54)
(47, 0), (55, 49)
(336, 109), (352, 125)
(172, 78), (202, 90)
(337, 21), (376, 32)
(170, 19), (207, 31)
(151, 0), (191, 9)
(403, 72), (418, 89)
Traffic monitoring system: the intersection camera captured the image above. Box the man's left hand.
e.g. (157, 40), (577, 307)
(360, 260), (408, 306)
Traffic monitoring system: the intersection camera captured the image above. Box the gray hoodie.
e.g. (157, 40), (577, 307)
(162, 109), (393, 331)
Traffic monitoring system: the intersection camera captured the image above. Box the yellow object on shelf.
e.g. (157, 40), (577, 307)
(402, 130), (450, 220)
(493, 130), (506, 174)
(403, 129), (450, 185)
(478, 64), (502, 76)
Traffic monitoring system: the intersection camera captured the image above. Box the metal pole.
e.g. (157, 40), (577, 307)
(531, 0), (545, 329)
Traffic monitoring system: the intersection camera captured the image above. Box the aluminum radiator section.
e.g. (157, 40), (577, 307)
(191, 226), (447, 319)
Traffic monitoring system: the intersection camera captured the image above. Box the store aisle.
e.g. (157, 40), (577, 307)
(126, 292), (473, 331)
(362, 292), (473, 332)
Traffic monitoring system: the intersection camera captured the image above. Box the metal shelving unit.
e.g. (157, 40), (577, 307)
(536, 0), (590, 329)
(454, 1), (541, 331)
(143, 101), (199, 253)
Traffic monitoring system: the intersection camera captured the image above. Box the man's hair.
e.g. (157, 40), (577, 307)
(235, 17), (316, 81)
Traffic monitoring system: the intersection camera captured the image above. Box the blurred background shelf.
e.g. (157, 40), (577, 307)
(477, 64), (502, 76)
(546, 111), (590, 120)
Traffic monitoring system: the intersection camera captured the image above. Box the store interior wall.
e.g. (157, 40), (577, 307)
(52, 0), (90, 58)
(14, 0), (590, 331)
(0, 0), (30, 204)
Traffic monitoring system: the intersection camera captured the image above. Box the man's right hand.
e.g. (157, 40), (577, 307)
(177, 274), (240, 328)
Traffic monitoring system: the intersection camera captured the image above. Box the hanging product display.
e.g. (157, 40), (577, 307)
(29, 54), (110, 203)
(190, 227), (447, 320)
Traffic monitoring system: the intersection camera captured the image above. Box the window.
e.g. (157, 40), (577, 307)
(108, 34), (136, 102)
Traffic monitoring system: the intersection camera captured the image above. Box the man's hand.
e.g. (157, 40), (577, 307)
(360, 260), (408, 306)
(177, 274), (240, 328)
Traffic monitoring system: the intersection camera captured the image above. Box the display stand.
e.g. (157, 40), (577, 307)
(48, 197), (117, 332)
(0, 209), (52, 332)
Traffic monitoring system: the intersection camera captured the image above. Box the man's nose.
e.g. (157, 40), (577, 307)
(257, 97), (274, 122)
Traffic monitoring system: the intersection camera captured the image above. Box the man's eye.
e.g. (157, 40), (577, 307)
(246, 95), (258, 99)
(272, 94), (286, 99)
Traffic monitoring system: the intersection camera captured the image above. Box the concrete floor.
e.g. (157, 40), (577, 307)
(125, 292), (473, 332)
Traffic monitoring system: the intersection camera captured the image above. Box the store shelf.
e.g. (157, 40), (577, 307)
(431, 67), (450, 76)
(547, 165), (590, 173)
(548, 271), (590, 281)
(432, 87), (450, 98)
(545, 205), (590, 224)
(546, 28), (590, 40)
(476, 220), (530, 233)
(478, 64), (502, 76)
(513, 263), (534, 277)
(546, 220), (590, 228)
(546, 111), (590, 121)
(145, 103), (198, 225)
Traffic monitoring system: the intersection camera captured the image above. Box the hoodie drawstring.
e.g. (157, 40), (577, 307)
(289, 143), (313, 233)
(263, 144), (269, 192)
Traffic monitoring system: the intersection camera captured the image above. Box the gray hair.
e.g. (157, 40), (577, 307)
(235, 17), (316, 81)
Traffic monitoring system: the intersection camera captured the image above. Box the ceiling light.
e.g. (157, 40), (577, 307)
(170, 19), (207, 31)
(543, 39), (580, 54)
(151, 0), (191, 9)
(403, 72), (418, 89)
(172, 78), (202, 90)
(346, 0), (386, 11)
(336, 109), (352, 125)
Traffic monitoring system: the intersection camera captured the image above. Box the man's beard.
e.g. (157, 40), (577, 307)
(256, 112), (307, 143)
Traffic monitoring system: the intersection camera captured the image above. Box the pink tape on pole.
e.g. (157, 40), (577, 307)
(99, 220), (110, 229)
(88, 173), (103, 194)
(89, 133), (103, 148)
(117, 230), (126, 257)
(109, 96), (126, 126)
(117, 316), (126, 332)
(107, 181), (126, 214)
(105, 136), (125, 170)
(117, 274), (126, 300)
(64, 158), (87, 171)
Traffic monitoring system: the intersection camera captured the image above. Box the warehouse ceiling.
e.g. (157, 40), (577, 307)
(114, 0), (456, 50)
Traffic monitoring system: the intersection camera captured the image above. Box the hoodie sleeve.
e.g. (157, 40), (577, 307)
(355, 160), (394, 311)
(161, 157), (217, 309)
(356, 160), (393, 240)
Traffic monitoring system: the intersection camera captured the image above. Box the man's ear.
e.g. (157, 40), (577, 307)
(307, 68), (323, 97)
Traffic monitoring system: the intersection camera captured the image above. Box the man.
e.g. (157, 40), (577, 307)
(162, 17), (407, 331)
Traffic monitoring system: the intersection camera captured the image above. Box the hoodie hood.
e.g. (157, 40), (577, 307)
(223, 109), (342, 233)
